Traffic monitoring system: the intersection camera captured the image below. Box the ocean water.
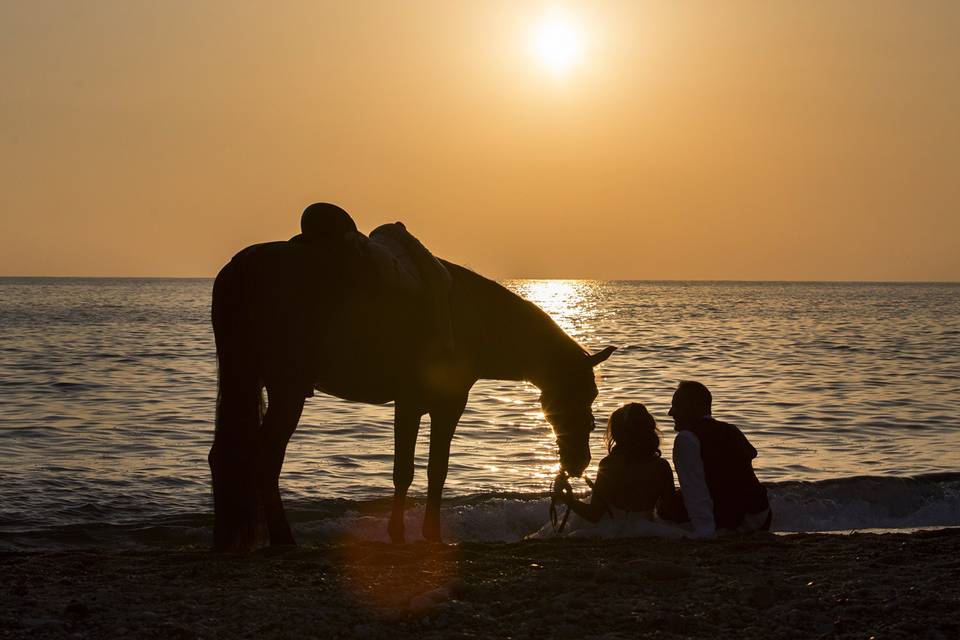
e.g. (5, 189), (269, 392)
(1, 277), (958, 549)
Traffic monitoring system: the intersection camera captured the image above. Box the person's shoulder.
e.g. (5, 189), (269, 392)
(674, 429), (699, 444)
(597, 453), (619, 471)
(709, 418), (752, 439)
(708, 418), (758, 457)
(708, 417), (742, 431)
(672, 431), (702, 464)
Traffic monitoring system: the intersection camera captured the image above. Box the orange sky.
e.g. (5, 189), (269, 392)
(1, 1), (958, 280)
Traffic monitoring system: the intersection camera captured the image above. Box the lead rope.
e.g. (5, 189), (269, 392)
(550, 471), (612, 533)
(549, 471), (572, 533)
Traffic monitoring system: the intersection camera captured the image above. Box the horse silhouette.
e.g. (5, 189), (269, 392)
(209, 204), (616, 550)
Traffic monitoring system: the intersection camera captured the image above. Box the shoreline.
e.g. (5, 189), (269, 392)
(3, 528), (958, 639)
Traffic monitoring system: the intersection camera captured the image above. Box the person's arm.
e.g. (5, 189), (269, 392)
(560, 461), (613, 523)
(563, 490), (609, 523)
(672, 431), (716, 538)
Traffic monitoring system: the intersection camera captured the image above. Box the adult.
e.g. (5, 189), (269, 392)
(669, 381), (771, 538)
(557, 403), (675, 522)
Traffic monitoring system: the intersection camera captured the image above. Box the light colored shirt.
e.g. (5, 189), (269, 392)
(672, 430), (716, 539)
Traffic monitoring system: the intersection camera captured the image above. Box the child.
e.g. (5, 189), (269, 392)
(558, 403), (677, 522)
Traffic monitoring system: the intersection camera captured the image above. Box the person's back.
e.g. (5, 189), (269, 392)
(595, 445), (673, 513)
(684, 417), (768, 529)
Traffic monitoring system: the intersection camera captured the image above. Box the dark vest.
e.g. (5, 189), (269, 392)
(686, 418), (769, 529)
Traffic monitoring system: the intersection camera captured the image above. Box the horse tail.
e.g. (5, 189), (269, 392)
(209, 257), (265, 550)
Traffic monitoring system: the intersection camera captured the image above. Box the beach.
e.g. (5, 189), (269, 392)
(3, 279), (959, 638)
(4, 528), (958, 639)
(5, 1), (960, 637)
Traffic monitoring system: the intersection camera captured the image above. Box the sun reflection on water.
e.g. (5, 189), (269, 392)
(497, 280), (608, 489)
(507, 279), (600, 340)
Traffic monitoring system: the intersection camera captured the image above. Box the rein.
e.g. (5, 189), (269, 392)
(549, 471), (600, 533)
(549, 472), (572, 533)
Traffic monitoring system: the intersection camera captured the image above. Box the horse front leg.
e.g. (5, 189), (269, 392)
(257, 386), (305, 546)
(388, 401), (423, 544)
(423, 396), (467, 543)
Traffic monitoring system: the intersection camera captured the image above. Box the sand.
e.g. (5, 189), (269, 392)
(3, 528), (959, 639)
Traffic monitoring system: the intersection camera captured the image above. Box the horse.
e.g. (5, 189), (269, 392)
(209, 225), (616, 550)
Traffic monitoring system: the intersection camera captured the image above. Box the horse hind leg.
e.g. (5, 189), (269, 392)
(209, 353), (265, 551)
(257, 385), (305, 546)
(210, 260), (268, 551)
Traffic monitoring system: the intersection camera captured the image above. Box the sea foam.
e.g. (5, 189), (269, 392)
(4, 473), (955, 552)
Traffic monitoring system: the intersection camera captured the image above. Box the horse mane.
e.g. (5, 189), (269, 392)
(440, 260), (588, 377)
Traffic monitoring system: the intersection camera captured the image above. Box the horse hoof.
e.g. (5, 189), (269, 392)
(268, 527), (297, 547)
(422, 523), (442, 544)
(213, 522), (261, 553)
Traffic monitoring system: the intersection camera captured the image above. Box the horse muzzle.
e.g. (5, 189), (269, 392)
(557, 437), (591, 477)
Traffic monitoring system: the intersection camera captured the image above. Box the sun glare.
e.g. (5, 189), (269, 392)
(530, 10), (584, 75)
(513, 280), (586, 337)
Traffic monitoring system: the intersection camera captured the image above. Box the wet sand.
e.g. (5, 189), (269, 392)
(3, 528), (959, 639)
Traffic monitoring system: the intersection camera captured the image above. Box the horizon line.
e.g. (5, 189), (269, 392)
(2, 275), (958, 285)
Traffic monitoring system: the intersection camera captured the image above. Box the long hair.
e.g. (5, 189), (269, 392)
(604, 403), (661, 456)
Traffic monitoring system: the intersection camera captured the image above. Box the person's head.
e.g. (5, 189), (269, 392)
(668, 381), (712, 429)
(604, 403), (661, 456)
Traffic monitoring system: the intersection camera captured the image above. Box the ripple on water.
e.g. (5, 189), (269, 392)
(1, 278), (959, 532)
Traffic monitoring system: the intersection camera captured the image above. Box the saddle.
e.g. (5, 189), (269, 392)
(294, 209), (454, 357)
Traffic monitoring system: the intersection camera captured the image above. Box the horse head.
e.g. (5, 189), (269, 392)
(539, 346), (617, 477)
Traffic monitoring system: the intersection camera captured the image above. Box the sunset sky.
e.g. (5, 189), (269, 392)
(2, 1), (958, 280)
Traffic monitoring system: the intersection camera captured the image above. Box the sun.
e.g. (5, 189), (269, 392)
(530, 10), (584, 75)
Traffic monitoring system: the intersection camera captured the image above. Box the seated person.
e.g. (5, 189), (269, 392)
(557, 403), (676, 522)
(669, 380), (772, 538)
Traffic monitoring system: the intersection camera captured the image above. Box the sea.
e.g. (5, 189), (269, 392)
(1, 277), (958, 550)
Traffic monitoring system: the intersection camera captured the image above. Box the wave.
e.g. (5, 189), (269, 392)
(1, 473), (957, 552)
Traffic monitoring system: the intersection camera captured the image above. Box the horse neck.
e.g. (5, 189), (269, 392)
(445, 261), (586, 387)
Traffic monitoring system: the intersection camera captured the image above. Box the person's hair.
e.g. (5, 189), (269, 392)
(677, 380), (712, 414)
(604, 403), (661, 456)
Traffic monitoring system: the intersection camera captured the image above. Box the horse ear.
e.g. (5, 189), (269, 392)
(586, 346), (617, 367)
